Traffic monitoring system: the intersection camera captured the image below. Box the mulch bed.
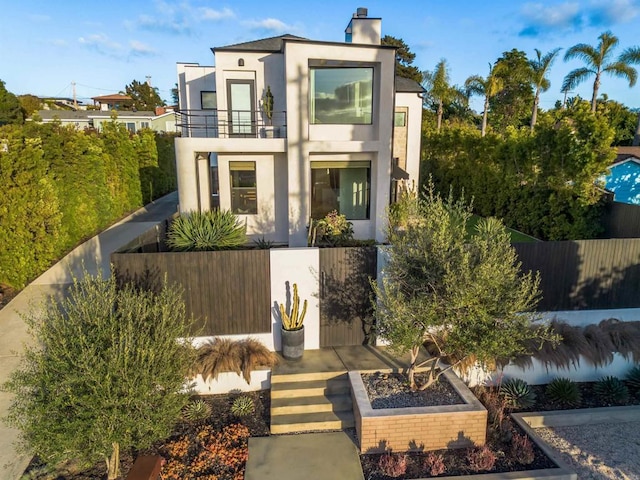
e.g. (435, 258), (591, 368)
(514, 382), (640, 412)
(21, 390), (270, 479)
(0, 283), (17, 310)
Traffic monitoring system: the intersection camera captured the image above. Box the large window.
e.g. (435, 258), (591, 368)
(310, 68), (373, 124)
(229, 161), (257, 214)
(311, 161), (370, 220)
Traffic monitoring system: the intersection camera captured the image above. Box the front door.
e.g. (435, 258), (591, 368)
(319, 247), (377, 346)
(227, 80), (255, 137)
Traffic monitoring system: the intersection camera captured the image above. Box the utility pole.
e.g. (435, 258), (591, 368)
(72, 81), (78, 109)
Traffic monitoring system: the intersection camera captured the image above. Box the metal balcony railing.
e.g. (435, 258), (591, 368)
(177, 110), (287, 139)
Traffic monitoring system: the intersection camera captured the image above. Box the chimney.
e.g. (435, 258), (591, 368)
(345, 7), (381, 45)
(155, 106), (166, 116)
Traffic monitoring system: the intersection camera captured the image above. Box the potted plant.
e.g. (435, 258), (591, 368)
(279, 282), (307, 360)
(261, 86), (279, 138)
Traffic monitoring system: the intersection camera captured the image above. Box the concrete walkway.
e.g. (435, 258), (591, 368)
(246, 432), (364, 480)
(0, 192), (178, 480)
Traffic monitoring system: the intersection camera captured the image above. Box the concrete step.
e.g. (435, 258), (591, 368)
(271, 378), (351, 398)
(270, 410), (355, 434)
(270, 370), (348, 383)
(271, 394), (353, 415)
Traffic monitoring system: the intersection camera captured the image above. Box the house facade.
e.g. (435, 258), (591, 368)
(174, 8), (423, 247)
(34, 108), (178, 134)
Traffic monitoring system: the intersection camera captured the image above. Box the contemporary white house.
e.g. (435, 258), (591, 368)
(175, 8), (423, 247)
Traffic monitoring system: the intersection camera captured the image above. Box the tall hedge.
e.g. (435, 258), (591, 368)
(0, 121), (177, 289)
(422, 102), (615, 240)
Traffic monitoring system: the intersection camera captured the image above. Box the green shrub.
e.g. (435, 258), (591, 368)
(625, 366), (640, 392)
(167, 210), (247, 251)
(182, 399), (212, 423)
(231, 395), (255, 417)
(310, 210), (354, 246)
(500, 378), (537, 409)
(545, 377), (582, 408)
(595, 376), (630, 405)
(253, 236), (275, 249)
(3, 269), (195, 480)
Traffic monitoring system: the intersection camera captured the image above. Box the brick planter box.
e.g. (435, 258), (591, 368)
(350, 368), (487, 454)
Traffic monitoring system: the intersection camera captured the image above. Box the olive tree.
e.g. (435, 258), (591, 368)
(3, 270), (195, 479)
(374, 187), (555, 390)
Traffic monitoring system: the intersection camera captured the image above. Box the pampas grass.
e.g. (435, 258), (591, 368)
(193, 337), (278, 384)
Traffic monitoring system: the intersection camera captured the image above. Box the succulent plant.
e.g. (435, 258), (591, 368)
(182, 399), (212, 423)
(167, 210), (247, 252)
(625, 366), (640, 392)
(466, 445), (497, 472)
(231, 395), (255, 417)
(545, 377), (582, 408)
(378, 453), (408, 478)
(594, 376), (629, 405)
(500, 378), (537, 409)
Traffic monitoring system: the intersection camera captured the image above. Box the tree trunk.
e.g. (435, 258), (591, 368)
(481, 96), (489, 137)
(633, 112), (640, 147)
(106, 442), (120, 480)
(530, 88), (540, 131)
(437, 100), (443, 132)
(408, 346), (419, 390)
(591, 74), (600, 112)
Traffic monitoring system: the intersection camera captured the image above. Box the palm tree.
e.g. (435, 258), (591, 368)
(619, 46), (640, 146)
(423, 59), (466, 132)
(465, 64), (504, 137)
(562, 31), (637, 112)
(530, 48), (561, 129)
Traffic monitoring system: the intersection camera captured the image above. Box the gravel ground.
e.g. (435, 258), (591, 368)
(362, 371), (463, 409)
(535, 421), (640, 480)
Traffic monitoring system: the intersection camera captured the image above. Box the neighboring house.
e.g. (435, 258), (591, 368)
(91, 93), (133, 111)
(174, 8), (424, 246)
(34, 108), (179, 134)
(602, 146), (640, 205)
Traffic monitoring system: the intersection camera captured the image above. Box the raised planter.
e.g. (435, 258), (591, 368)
(350, 368), (487, 454)
(190, 369), (271, 394)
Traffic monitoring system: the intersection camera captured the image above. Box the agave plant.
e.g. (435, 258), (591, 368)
(545, 377), (582, 408)
(166, 210), (247, 251)
(500, 378), (537, 409)
(595, 376), (629, 405)
(231, 395), (255, 417)
(626, 366), (640, 392)
(182, 399), (212, 423)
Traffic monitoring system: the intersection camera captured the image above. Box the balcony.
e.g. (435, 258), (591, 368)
(177, 110), (287, 139)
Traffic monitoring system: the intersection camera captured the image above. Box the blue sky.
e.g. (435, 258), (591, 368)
(2, 0), (640, 112)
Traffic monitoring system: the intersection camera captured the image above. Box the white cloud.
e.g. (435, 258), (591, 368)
(78, 34), (123, 54)
(243, 17), (294, 32)
(519, 2), (582, 36)
(200, 7), (234, 21)
(129, 40), (157, 56)
(588, 0), (640, 26)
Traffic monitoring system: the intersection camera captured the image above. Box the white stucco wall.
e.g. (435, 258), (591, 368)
(270, 248), (320, 351)
(395, 91), (422, 189)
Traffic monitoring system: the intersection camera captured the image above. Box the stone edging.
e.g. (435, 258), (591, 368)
(514, 405), (640, 428)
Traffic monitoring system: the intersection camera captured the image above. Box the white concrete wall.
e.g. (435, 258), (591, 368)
(270, 248), (320, 351)
(395, 91), (422, 189)
(283, 40), (396, 246)
(191, 370), (270, 394)
(177, 63), (216, 111)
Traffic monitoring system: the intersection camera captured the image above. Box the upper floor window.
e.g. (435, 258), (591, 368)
(310, 68), (373, 125)
(201, 91), (217, 110)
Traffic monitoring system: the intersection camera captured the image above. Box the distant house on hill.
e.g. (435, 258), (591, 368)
(33, 107), (178, 133)
(602, 146), (640, 205)
(91, 93), (133, 111)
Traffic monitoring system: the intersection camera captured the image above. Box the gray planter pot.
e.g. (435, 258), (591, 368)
(281, 325), (304, 361)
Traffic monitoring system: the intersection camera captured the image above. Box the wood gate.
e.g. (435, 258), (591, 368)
(319, 247), (377, 347)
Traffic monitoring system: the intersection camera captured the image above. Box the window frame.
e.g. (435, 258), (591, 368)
(394, 111), (406, 127)
(310, 160), (371, 220)
(201, 91), (218, 110)
(229, 161), (257, 215)
(309, 67), (374, 125)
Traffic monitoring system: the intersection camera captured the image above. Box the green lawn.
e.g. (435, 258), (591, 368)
(467, 215), (539, 243)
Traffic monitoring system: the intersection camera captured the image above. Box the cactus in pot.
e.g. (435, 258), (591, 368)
(279, 283), (307, 360)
